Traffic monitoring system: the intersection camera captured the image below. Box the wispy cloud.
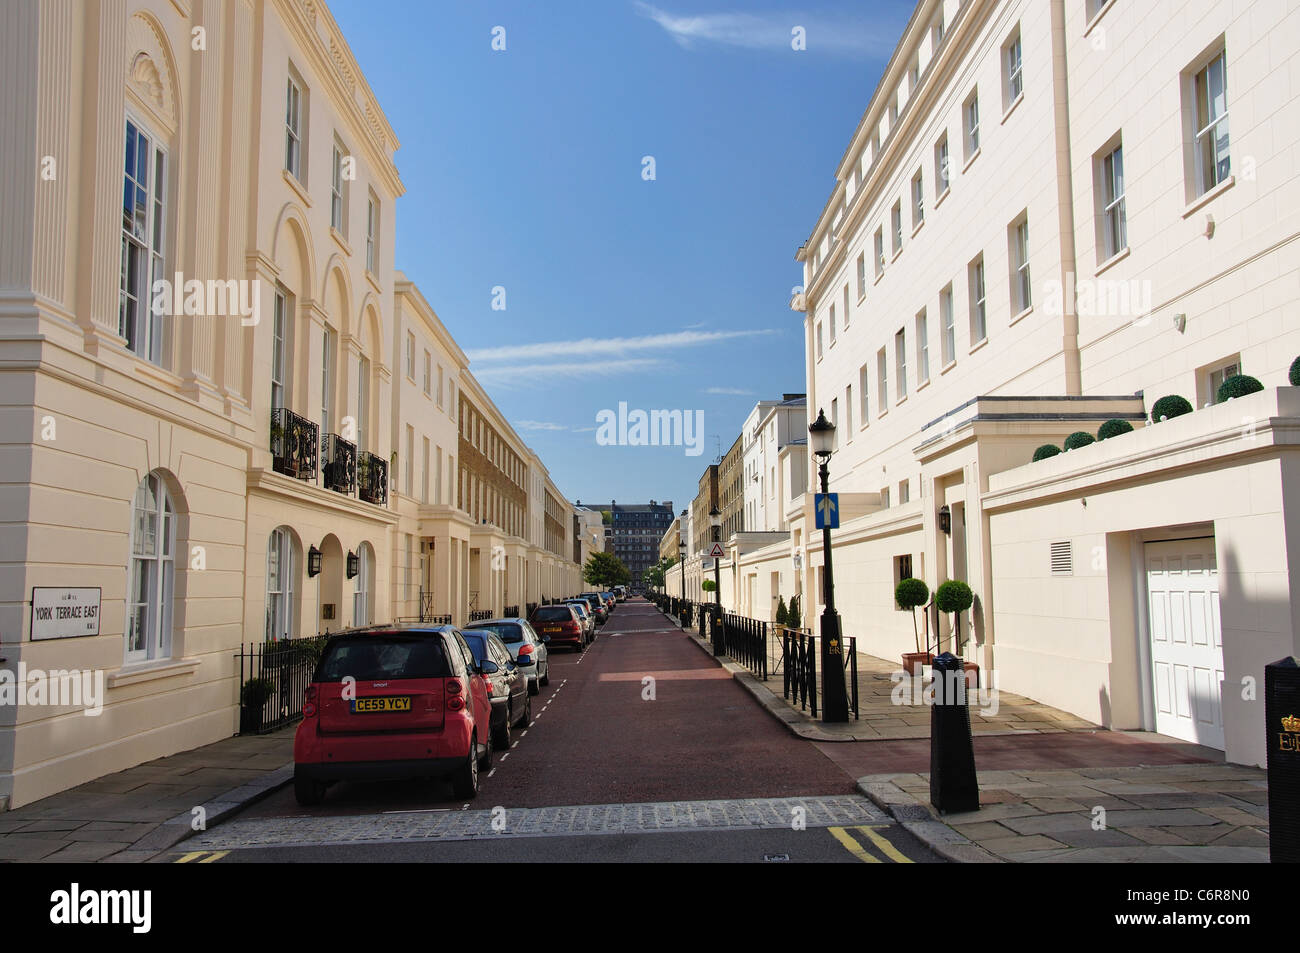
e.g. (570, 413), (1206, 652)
(632, 2), (896, 57)
(515, 420), (569, 432)
(706, 386), (754, 396)
(465, 329), (777, 365)
(471, 357), (664, 386)
(572, 426), (597, 433)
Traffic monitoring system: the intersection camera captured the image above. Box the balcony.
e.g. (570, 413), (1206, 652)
(321, 433), (357, 495)
(270, 408), (319, 482)
(358, 451), (388, 505)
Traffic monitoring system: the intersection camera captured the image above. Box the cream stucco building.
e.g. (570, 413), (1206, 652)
(0, 0), (580, 809)
(671, 0), (1300, 768)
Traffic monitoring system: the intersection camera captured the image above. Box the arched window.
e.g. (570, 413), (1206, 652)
(126, 472), (176, 662)
(353, 541), (374, 626)
(266, 527), (299, 640)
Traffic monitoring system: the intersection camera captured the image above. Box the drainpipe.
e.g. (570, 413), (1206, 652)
(1050, 0), (1082, 395)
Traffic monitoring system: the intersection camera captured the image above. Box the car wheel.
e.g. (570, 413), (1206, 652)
(517, 693), (531, 727)
(540, 663), (549, 687)
(294, 769), (326, 807)
(492, 705), (511, 750)
(528, 674), (539, 696)
(452, 743), (479, 800)
(477, 732), (493, 770)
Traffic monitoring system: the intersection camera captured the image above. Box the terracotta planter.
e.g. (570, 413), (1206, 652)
(901, 651), (932, 676)
(961, 660), (980, 689)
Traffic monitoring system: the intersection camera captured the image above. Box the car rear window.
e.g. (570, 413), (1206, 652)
(533, 606), (573, 622)
(467, 622), (525, 643)
(316, 633), (451, 682)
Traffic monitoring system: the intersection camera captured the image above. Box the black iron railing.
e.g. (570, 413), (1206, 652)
(271, 408), (318, 482)
(777, 628), (858, 719)
(504, 605), (519, 618)
(719, 613), (768, 679)
(236, 635), (330, 735)
(321, 433), (357, 494)
(358, 450), (387, 505)
(526, 602), (538, 618)
(470, 609), (492, 622)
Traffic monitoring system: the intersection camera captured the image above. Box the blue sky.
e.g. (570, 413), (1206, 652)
(330, 0), (913, 512)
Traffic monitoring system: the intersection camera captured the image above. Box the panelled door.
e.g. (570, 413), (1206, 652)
(1144, 538), (1224, 749)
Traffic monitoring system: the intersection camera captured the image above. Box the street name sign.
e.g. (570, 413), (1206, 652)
(31, 587), (101, 640)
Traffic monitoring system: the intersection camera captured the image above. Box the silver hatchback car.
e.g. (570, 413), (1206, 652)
(463, 618), (550, 695)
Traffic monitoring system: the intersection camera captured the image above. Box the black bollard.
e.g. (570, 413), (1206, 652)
(1265, 656), (1300, 863)
(930, 652), (979, 814)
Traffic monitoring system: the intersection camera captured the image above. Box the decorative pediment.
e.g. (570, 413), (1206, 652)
(125, 13), (179, 130)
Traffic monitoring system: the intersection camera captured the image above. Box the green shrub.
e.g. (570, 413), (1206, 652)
(1097, 419), (1134, 441)
(1063, 431), (1096, 451)
(701, 579), (716, 592)
(1032, 444), (1061, 462)
(1151, 394), (1193, 422)
(240, 677), (275, 708)
(1290, 356), (1300, 387)
(895, 577), (929, 611)
(775, 596), (788, 626)
(1216, 374), (1263, 403)
(935, 580), (973, 615)
(788, 594), (801, 630)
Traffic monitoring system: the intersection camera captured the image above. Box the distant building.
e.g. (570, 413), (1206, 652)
(578, 500), (674, 583)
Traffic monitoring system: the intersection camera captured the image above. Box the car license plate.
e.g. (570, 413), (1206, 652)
(351, 696), (412, 714)
(542, 626), (560, 633)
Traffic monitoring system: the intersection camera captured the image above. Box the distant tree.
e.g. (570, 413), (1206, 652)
(775, 595), (789, 627)
(600, 510), (612, 525)
(583, 551), (629, 589)
(643, 556), (676, 590)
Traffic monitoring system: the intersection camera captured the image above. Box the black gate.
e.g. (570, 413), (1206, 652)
(236, 636), (329, 735)
(719, 613), (768, 679)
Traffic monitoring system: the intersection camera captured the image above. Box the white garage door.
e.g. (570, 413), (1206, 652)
(1145, 538), (1224, 749)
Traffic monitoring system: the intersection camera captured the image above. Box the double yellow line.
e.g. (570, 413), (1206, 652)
(174, 850), (229, 863)
(828, 825), (913, 863)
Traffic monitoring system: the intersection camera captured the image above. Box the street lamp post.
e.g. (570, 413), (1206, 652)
(678, 539), (687, 622)
(809, 408), (849, 722)
(709, 505), (723, 654)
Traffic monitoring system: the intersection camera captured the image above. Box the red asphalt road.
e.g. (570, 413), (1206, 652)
(481, 600), (856, 806)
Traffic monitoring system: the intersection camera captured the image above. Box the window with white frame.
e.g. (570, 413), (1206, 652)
(859, 364), (869, 423)
(321, 326), (335, 436)
(126, 471), (176, 663)
(120, 117), (167, 365)
(356, 355), (370, 452)
(878, 347), (889, 412)
(265, 527), (296, 641)
(932, 10), (945, 47)
(422, 436), (430, 503)
(366, 192), (379, 273)
(880, 486), (891, 509)
(916, 309), (930, 384)
(899, 479), (910, 504)
(816, 321), (824, 360)
(405, 425), (414, 494)
(941, 283), (956, 364)
(437, 364), (445, 409)
(331, 140), (348, 233)
(892, 201), (903, 255)
(1098, 141), (1127, 260)
(1009, 215), (1031, 313)
(353, 542), (372, 626)
(829, 303), (837, 344)
(423, 350), (431, 396)
(843, 284), (850, 328)
(1003, 26), (1023, 109)
(406, 331), (415, 379)
(912, 169), (924, 227)
(935, 132), (950, 195)
(1188, 48), (1229, 197)
(964, 90), (980, 159)
(875, 227), (886, 277)
(285, 74), (302, 179)
(271, 288), (290, 412)
(856, 252), (866, 299)
(896, 327), (908, 399)
(831, 399), (839, 451)
(969, 255), (987, 344)
(844, 385), (852, 440)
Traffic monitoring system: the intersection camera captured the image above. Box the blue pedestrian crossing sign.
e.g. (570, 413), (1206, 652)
(815, 493), (839, 529)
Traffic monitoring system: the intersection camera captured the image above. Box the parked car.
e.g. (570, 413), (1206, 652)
(293, 625), (492, 805)
(529, 603), (585, 652)
(464, 617), (549, 695)
(459, 629), (531, 750)
(564, 600), (595, 643)
(578, 593), (607, 624)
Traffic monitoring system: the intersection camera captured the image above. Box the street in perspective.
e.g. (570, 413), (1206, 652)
(0, 0), (1295, 933)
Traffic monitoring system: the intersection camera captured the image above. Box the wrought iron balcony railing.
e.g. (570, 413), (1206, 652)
(321, 433), (357, 495)
(358, 451), (388, 505)
(270, 408), (318, 482)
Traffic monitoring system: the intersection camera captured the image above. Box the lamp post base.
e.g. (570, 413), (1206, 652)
(820, 609), (850, 722)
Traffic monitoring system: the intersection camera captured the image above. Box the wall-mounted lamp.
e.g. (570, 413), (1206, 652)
(938, 504), (952, 536)
(307, 545), (323, 577)
(346, 550), (359, 579)
(1172, 313), (1187, 333)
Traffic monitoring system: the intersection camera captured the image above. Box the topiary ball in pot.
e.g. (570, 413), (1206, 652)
(1063, 431), (1095, 451)
(1215, 374), (1264, 403)
(1291, 356), (1300, 387)
(935, 580), (973, 615)
(1033, 444), (1061, 462)
(1097, 419), (1134, 441)
(1151, 395), (1193, 422)
(895, 577), (929, 611)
